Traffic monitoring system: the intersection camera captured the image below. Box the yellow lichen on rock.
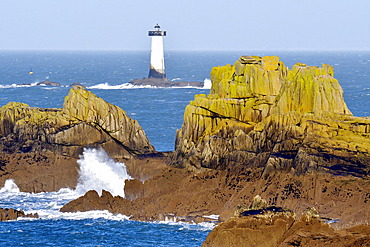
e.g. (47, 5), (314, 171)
(273, 63), (351, 115)
(172, 55), (370, 177)
(0, 86), (155, 158)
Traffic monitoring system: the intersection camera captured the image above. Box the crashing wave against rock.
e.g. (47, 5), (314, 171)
(171, 56), (370, 177)
(0, 86), (155, 192)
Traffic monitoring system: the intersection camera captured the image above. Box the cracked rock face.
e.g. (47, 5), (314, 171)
(0, 86), (154, 192)
(171, 56), (370, 177)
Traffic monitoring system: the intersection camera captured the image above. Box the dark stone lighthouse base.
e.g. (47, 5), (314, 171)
(130, 78), (204, 88)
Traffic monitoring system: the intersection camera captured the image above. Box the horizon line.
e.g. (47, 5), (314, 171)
(0, 49), (370, 52)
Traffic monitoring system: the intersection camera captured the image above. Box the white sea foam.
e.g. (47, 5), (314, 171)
(0, 82), (39, 89)
(0, 181), (130, 221)
(0, 148), (215, 227)
(156, 220), (216, 231)
(202, 78), (212, 89)
(0, 79), (211, 90)
(75, 147), (131, 197)
(203, 214), (219, 220)
(0, 147), (133, 221)
(0, 179), (20, 193)
(37, 209), (130, 221)
(88, 82), (154, 89)
(88, 78), (212, 90)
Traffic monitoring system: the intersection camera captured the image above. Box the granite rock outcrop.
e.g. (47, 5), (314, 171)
(170, 56), (370, 177)
(0, 86), (155, 192)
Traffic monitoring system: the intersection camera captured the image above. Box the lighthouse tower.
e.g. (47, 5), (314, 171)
(148, 24), (166, 80)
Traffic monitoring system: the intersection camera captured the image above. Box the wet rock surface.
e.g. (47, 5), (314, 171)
(0, 208), (38, 221)
(35, 80), (61, 87)
(60, 167), (369, 230)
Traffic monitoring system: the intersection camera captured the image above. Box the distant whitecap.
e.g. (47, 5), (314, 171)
(88, 82), (154, 89)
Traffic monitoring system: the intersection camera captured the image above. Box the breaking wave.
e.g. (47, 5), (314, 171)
(87, 78), (212, 90)
(0, 79), (212, 90)
(87, 82), (154, 89)
(0, 179), (20, 193)
(0, 82), (39, 88)
(75, 147), (131, 197)
(202, 78), (212, 89)
(0, 147), (132, 220)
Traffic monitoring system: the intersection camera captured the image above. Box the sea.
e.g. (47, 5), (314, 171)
(0, 50), (369, 246)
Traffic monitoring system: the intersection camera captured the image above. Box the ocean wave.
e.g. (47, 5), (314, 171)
(87, 78), (212, 90)
(75, 147), (131, 197)
(202, 78), (212, 89)
(0, 185), (131, 221)
(0, 179), (20, 193)
(0, 148), (215, 226)
(203, 214), (219, 220)
(0, 82), (39, 89)
(0, 147), (132, 221)
(87, 82), (155, 89)
(155, 219), (216, 231)
(0, 78), (212, 90)
(37, 209), (130, 221)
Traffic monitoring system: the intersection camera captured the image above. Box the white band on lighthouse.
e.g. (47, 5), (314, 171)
(148, 24), (166, 80)
(150, 36), (165, 74)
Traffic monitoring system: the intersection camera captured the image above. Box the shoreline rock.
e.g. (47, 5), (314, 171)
(0, 208), (38, 221)
(36, 79), (61, 87)
(59, 168), (370, 230)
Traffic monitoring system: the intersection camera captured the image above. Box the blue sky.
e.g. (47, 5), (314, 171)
(0, 0), (369, 51)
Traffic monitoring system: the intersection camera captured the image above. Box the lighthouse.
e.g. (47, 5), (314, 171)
(148, 24), (166, 80)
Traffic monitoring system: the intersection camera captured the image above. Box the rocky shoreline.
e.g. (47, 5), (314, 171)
(0, 56), (369, 245)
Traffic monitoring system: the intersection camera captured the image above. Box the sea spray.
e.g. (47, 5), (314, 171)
(203, 78), (212, 89)
(0, 179), (20, 193)
(75, 147), (131, 197)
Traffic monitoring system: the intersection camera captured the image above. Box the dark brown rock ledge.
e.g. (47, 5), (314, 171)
(0, 208), (38, 221)
(202, 197), (370, 247)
